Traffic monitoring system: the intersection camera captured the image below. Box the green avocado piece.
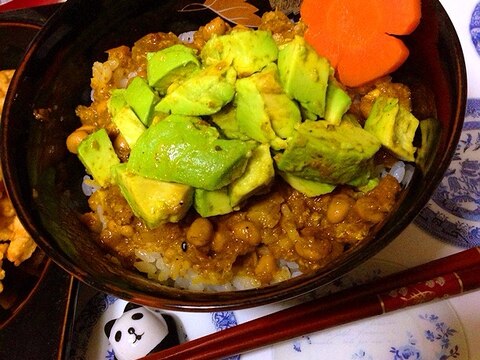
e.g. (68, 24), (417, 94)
(324, 77), (352, 125)
(275, 119), (381, 185)
(193, 188), (233, 217)
(77, 129), (120, 187)
(111, 106), (146, 147)
(235, 64), (299, 150)
(147, 44), (200, 94)
(279, 171), (335, 197)
(201, 30), (278, 77)
(108, 89), (127, 117)
(154, 65), (236, 116)
(127, 115), (254, 190)
(415, 117), (441, 172)
(125, 77), (160, 126)
(364, 96), (419, 162)
(253, 64), (301, 139)
(112, 164), (193, 228)
(235, 75), (279, 146)
(209, 105), (250, 141)
(278, 35), (331, 118)
(229, 143), (275, 207)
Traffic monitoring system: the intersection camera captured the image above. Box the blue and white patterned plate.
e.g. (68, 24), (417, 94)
(470, 2), (480, 55)
(271, 302), (467, 360)
(415, 99), (480, 247)
(68, 258), (468, 360)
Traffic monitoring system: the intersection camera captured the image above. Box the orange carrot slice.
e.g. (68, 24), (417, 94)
(300, 0), (421, 87)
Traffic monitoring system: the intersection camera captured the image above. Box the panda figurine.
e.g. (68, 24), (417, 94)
(104, 302), (181, 360)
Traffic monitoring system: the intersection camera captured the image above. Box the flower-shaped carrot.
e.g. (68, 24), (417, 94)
(300, 0), (421, 87)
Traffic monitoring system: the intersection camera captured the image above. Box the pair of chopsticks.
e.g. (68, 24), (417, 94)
(142, 247), (480, 360)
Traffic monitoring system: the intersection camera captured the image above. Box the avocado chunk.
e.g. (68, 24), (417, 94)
(278, 35), (330, 118)
(279, 171), (335, 197)
(147, 44), (200, 94)
(324, 77), (352, 125)
(108, 89), (127, 117)
(209, 105), (250, 141)
(77, 129), (120, 187)
(112, 164), (193, 228)
(111, 106), (146, 148)
(253, 64), (301, 139)
(275, 119), (381, 185)
(235, 64), (299, 150)
(235, 75), (278, 146)
(127, 115), (254, 190)
(194, 188), (233, 217)
(364, 96), (419, 162)
(125, 77), (160, 126)
(416, 117), (441, 172)
(229, 144), (275, 207)
(201, 29), (278, 77)
(154, 65), (236, 116)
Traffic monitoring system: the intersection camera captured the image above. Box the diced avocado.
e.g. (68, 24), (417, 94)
(147, 44), (200, 94)
(275, 119), (381, 185)
(253, 64), (301, 139)
(201, 30), (278, 77)
(111, 106), (146, 147)
(125, 77), (160, 126)
(234, 64), (299, 150)
(112, 164), (193, 228)
(364, 96), (419, 162)
(324, 77), (352, 125)
(416, 117), (441, 172)
(209, 105), (250, 141)
(279, 171), (335, 197)
(154, 65), (236, 116)
(193, 188), (233, 217)
(229, 144), (275, 207)
(265, 91), (301, 139)
(108, 89), (127, 117)
(127, 115), (254, 190)
(77, 129), (120, 187)
(278, 35), (330, 118)
(235, 75), (278, 146)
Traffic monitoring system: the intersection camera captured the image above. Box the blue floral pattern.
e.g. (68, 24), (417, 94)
(212, 311), (238, 331)
(212, 311), (240, 360)
(415, 98), (480, 247)
(389, 313), (461, 360)
(390, 333), (421, 360)
(471, 2), (480, 56)
(420, 314), (460, 359)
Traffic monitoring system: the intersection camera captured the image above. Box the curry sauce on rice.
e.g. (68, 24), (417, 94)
(69, 12), (416, 291)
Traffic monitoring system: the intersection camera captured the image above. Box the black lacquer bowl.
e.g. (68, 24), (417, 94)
(0, 17), (50, 329)
(0, 0), (467, 311)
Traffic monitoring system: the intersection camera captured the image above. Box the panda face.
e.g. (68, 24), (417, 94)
(107, 307), (169, 360)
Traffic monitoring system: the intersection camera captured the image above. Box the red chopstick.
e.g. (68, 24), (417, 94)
(142, 248), (480, 360)
(0, 0), (64, 12)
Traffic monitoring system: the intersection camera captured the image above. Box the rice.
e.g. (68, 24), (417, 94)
(134, 249), (277, 291)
